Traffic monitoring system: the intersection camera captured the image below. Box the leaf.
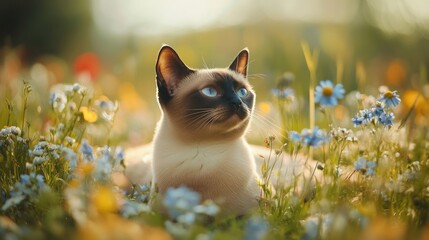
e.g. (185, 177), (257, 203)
(261, 161), (267, 176)
(397, 93), (420, 130)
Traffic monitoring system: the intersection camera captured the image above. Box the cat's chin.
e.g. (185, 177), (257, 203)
(212, 114), (250, 133)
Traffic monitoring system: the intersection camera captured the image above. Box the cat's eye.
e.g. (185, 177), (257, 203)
(237, 88), (248, 98)
(201, 87), (218, 97)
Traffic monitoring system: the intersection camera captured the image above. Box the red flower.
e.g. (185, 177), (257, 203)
(73, 53), (100, 81)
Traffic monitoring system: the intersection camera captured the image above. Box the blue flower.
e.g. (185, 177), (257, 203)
(2, 173), (48, 210)
(289, 131), (301, 142)
(193, 200), (220, 216)
(378, 90), (401, 108)
(94, 147), (113, 180)
(177, 212), (196, 225)
(302, 127), (328, 147)
(354, 157), (367, 171)
(366, 161), (376, 176)
(302, 219), (318, 240)
(315, 80), (345, 107)
(80, 139), (93, 160)
(352, 116), (363, 127)
(244, 216), (269, 240)
(120, 200), (150, 218)
(290, 127), (328, 147)
(272, 87), (294, 99)
(378, 112), (395, 127)
(359, 109), (373, 125)
(61, 147), (78, 170)
(163, 186), (201, 218)
(371, 103), (385, 117)
(354, 157), (376, 176)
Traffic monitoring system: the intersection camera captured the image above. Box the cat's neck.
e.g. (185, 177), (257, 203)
(155, 113), (249, 144)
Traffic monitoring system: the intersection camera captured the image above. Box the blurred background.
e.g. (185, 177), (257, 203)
(1, 0), (429, 145)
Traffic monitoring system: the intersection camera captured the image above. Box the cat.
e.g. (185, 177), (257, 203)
(124, 45), (321, 215)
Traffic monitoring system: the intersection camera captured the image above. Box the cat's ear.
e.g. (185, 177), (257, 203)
(228, 48), (249, 77)
(156, 45), (194, 103)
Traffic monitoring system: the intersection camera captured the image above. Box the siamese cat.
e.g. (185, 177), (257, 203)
(124, 45), (321, 215)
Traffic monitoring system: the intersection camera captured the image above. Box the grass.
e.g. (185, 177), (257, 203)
(0, 54), (429, 240)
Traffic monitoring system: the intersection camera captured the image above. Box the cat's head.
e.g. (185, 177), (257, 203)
(155, 45), (254, 142)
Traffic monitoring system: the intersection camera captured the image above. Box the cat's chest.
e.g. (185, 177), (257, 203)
(153, 140), (241, 172)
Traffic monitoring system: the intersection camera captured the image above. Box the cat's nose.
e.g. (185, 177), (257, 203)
(229, 99), (243, 111)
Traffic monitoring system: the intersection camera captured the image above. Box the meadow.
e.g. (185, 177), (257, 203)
(1, 42), (429, 240)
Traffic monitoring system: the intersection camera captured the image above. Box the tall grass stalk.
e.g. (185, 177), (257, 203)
(301, 42), (319, 160)
(356, 61), (366, 93)
(21, 81), (32, 134)
(336, 57), (344, 84)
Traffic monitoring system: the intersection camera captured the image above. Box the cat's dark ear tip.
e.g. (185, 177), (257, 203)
(159, 44), (175, 53)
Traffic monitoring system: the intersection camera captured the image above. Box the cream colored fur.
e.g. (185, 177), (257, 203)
(123, 45), (323, 215)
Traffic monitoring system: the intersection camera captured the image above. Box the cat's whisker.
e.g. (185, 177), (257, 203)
(180, 110), (214, 120)
(251, 113), (286, 139)
(253, 112), (284, 133)
(185, 112), (215, 128)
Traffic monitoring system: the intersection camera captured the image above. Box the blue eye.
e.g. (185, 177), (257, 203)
(201, 87), (218, 97)
(237, 88), (248, 98)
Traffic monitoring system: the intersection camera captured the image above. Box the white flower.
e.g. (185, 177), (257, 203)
(50, 92), (67, 112)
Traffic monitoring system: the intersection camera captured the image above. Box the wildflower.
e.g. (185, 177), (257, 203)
(354, 157), (367, 171)
(74, 52), (101, 81)
(94, 147), (113, 180)
(121, 200), (150, 218)
(302, 219), (318, 240)
(30, 141), (61, 165)
(33, 156), (47, 165)
(0, 126), (21, 137)
(378, 90), (401, 108)
(359, 109), (373, 125)
(50, 92), (67, 112)
(72, 83), (82, 92)
(372, 102), (385, 117)
(352, 116), (363, 127)
(244, 216), (269, 240)
(177, 212), (196, 225)
(378, 112), (395, 127)
(115, 146), (124, 162)
(96, 96), (119, 122)
(366, 161), (376, 176)
(329, 127), (355, 142)
(65, 136), (75, 145)
(290, 127), (328, 147)
(62, 147), (78, 170)
(130, 184), (151, 203)
(2, 173), (48, 210)
(80, 140), (93, 161)
(193, 200), (220, 216)
(163, 186), (201, 218)
(91, 185), (118, 213)
(354, 157), (376, 176)
(289, 131), (301, 142)
(315, 80), (345, 107)
(272, 87), (294, 100)
(80, 107), (98, 123)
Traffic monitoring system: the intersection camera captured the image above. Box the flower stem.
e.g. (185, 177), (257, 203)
(301, 42), (319, 160)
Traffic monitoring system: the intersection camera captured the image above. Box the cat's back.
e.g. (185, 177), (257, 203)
(123, 143), (153, 185)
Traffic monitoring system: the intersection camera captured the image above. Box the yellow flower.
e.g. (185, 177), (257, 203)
(91, 185), (118, 214)
(77, 214), (172, 240)
(80, 106), (98, 123)
(119, 82), (146, 111)
(258, 101), (272, 114)
(77, 162), (95, 176)
(68, 179), (80, 188)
